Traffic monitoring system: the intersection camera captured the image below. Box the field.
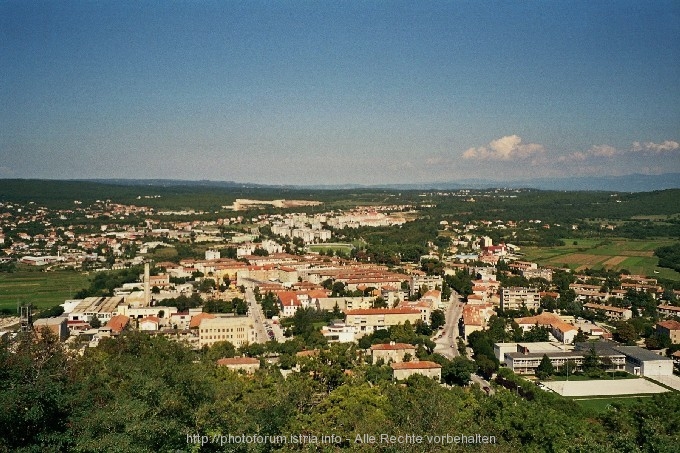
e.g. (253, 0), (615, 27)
(306, 243), (355, 255)
(522, 238), (680, 280)
(573, 395), (654, 412)
(0, 270), (90, 311)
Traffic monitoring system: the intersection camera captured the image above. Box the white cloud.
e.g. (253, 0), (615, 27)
(557, 151), (588, 162)
(631, 140), (680, 153)
(462, 135), (545, 160)
(589, 144), (617, 157)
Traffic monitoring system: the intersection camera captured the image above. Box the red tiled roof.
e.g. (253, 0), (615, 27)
(345, 308), (420, 315)
(657, 320), (680, 331)
(140, 316), (160, 324)
(391, 361), (441, 370)
(370, 343), (416, 351)
(189, 312), (215, 328)
(217, 357), (260, 366)
(107, 314), (130, 333)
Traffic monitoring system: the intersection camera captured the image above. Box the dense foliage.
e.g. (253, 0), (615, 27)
(655, 243), (680, 272)
(2, 330), (680, 452)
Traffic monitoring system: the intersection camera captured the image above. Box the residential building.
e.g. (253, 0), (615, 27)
(397, 299), (433, 323)
(461, 304), (495, 339)
(320, 321), (356, 343)
(657, 304), (680, 319)
(216, 357), (260, 374)
(514, 312), (578, 344)
(278, 291), (311, 318)
(656, 320), (680, 344)
(344, 308), (422, 337)
(501, 287), (540, 311)
(410, 274), (442, 295)
(391, 361), (441, 382)
(582, 303), (632, 321)
(370, 342), (417, 364)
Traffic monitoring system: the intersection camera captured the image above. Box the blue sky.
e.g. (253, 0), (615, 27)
(1, 1), (678, 185)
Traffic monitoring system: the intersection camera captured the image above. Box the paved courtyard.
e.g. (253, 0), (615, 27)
(543, 378), (669, 397)
(645, 374), (680, 391)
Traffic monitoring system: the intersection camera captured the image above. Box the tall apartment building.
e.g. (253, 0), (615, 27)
(501, 287), (540, 311)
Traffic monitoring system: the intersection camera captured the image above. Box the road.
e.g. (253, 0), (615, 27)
(433, 290), (465, 359)
(470, 373), (495, 395)
(245, 288), (285, 343)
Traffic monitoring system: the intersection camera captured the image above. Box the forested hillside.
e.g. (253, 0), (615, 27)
(2, 330), (678, 452)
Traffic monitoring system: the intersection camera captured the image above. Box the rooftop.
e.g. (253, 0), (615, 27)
(391, 361), (441, 370)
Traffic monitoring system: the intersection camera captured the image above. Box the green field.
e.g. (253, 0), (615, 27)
(522, 238), (680, 280)
(573, 395), (654, 412)
(0, 270), (90, 311)
(307, 243), (355, 254)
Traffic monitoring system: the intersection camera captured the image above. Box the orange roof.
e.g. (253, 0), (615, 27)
(278, 291), (303, 307)
(140, 316), (160, 324)
(306, 289), (330, 299)
(514, 312), (562, 326)
(107, 314), (130, 333)
(551, 321), (577, 333)
(345, 308), (420, 315)
(189, 312), (215, 328)
(391, 361), (441, 370)
(657, 320), (680, 331)
(217, 357), (260, 366)
(370, 343), (416, 351)
(296, 349), (320, 357)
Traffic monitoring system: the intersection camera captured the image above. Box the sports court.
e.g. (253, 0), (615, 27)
(543, 378), (669, 397)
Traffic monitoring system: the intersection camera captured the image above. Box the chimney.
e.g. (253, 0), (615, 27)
(144, 262), (150, 307)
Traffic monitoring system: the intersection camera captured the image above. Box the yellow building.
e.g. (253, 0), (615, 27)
(198, 316), (258, 348)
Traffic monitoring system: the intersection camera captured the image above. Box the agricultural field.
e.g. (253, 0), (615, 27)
(521, 238), (680, 280)
(0, 269), (90, 311)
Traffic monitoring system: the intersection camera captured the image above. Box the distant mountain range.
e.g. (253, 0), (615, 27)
(84, 173), (680, 192)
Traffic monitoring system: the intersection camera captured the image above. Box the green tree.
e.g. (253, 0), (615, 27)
(536, 354), (554, 380)
(443, 357), (477, 386)
(430, 309), (446, 330)
(573, 328), (588, 344)
(613, 321), (639, 345)
(475, 355), (498, 380)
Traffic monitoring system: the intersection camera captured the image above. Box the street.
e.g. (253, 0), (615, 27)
(245, 288), (285, 343)
(433, 290), (464, 359)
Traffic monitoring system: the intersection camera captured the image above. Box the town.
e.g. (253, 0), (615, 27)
(2, 184), (680, 451)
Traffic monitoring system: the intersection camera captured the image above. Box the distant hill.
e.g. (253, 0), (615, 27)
(82, 173), (680, 192)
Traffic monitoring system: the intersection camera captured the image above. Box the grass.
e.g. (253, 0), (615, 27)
(521, 237), (680, 280)
(0, 270), (90, 311)
(307, 243), (355, 254)
(572, 395), (654, 412)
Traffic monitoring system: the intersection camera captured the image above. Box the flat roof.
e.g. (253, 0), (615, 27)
(613, 346), (672, 362)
